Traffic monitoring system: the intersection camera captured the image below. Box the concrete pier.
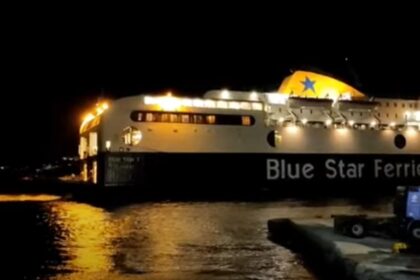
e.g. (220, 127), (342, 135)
(268, 218), (420, 280)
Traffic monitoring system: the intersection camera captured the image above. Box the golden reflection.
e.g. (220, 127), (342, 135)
(111, 204), (203, 273)
(0, 194), (61, 202)
(47, 202), (115, 273)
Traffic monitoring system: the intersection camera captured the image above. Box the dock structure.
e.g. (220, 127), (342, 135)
(268, 218), (420, 280)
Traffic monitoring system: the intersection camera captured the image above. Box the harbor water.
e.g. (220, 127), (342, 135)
(0, 195), (390, 279)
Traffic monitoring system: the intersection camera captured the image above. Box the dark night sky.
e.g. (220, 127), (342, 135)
(2, 13), (420, 165)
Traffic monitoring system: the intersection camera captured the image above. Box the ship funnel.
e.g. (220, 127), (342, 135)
(278, 71), (366, 100)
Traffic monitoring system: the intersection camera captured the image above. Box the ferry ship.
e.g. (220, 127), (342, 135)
(78, 71), (420, 195)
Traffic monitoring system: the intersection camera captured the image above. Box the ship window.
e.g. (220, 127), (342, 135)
(146, 113), (154, 122)
(386, 102), (389, 107)
(137, 113), (143, 121)
(240, 102), (251, 110)
(394, 102), (397, 107)
(378, 113), (381, 117)
(79, 137), (88, 159)
(161, 113), (169, 122)
(229, 101), (240, 109)
(252, 103), (263, 111)
(193, 99), (204, 107)
(409, 104), (412, 108)
(395, 113), (398, 118)
(92, 160), (98, 184)
(217, 100), (228, 109)
(386, 113), (389, 118)
(88, 132), (98, 156)
(360, 112), (363, 117)
(206, 115), (216, 124)
(242, 116), (251, 126)
(193, 115), (203, 124)
(130, 111), (255, 126)
(350, 112), (354, 116)
(394, 134), (406, 149)
(181, 114), (190, 123)
(402, 103), (406, 108)
(170, 114), (179, 123)
(267, 131), (275, 147)
(415, 104), (418, 109)
(204, 100), (216, 108)
(310, 109), (313, 114)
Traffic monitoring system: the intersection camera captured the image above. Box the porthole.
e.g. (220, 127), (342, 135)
(394, 134), (406, 149)
(267, 131), (275, 147)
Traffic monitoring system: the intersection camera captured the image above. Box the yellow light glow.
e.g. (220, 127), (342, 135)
(348, 120), (355, 126)
(102, 102), (109, 110)
(144, 96), (155, 105)
(406, 127), (418, 137)
(285, 125), (299, 134)
(81, 113), (95, 131)
(0, 194), (61, 202)
(390, 122), (396, 128)
(301, 118), (308, 125)
(336, 127), (348, 134)
(84, 113), (95, 122)
(370, 121), (377, 127)
(96, 107), (104, 114)
(158, 96), (182, 111)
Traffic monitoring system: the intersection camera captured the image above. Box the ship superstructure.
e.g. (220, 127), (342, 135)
(78, 71), (420, 191)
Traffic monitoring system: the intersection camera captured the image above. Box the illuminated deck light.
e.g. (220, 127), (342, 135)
(250, 91), (258, 101)
(105, 140), (111, 151)
(221, 89), (230, 99)
(159, 96), (181, 111)
(370, 121), (377, 128)
(325, 119), (332, 126)
(83, 113), (95, 123)
(132, 130), (143, 145)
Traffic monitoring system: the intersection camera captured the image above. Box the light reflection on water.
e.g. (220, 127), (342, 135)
(0, 199), (390, 279)
(0, 194), (61, 202)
